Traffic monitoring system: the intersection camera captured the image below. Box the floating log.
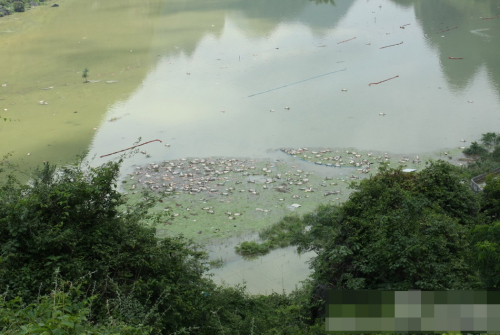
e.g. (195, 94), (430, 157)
(100, 139), (162, 158)
(437, 26), (458, 33)
(369, 75), (399, 86)
(380, 41), (403, 49)
(337, 37), (356, 44)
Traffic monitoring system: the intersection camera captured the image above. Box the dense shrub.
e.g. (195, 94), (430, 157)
(0, 160), (217, 332)
(13, 1), (23, 12)
(463, 141), (488, 156)
(235, 240), (271, 256)
(0, 158), (323, 334)
(0, 276), (151, 334)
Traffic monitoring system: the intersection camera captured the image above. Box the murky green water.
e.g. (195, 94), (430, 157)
(2, 0), (500, 294)
(85, 0), (500, 168)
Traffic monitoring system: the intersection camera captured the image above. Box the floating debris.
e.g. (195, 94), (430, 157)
(437, 26), (458, 33)
(337, 37), (356, 44)
(380, 41), (403, 49)
(369, 75), (399, 86)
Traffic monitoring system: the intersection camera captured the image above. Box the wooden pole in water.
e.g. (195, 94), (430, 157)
(369, 75), (399, 86)
(100, 139), (162, 158)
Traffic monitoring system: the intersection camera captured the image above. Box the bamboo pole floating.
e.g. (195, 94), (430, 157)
(369, 75), (399, 86)
(437, 26), (458, 33)
(380, 41), (403, 49)
(482, 15), (500, 20)
(100, 139), (162, 158)
(449, 57), (463, 60)
(337, 37), (356, 44)
(400, 24), (410, 29)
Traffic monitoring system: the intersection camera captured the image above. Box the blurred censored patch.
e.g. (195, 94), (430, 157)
(326, 290), (500, 333)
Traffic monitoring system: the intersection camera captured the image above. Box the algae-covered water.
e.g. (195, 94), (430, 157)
(1, 0), (500, 294)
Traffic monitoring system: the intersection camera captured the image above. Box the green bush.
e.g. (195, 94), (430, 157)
(290, 162), (480, 292)
(0, 273), (151, 334)
(0, 158), (324, 334)
(0, 159), (218, 333)
(235, 241), (271, 256)
(481, 132), (500, 148)
(13, 1), (23, 12)
(463, 141), (488, 157)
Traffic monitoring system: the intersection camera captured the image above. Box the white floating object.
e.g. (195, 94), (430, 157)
(341, 89), (347, 92)
(468, 101), (473, 103)
(290, 204), (301, 208)
(379, 113), (386, 116)
(460, 139), (466, 142)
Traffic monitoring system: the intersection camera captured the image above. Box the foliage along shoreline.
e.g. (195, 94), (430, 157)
(0, 0), (47, 15)
(2, 132), (500, 333)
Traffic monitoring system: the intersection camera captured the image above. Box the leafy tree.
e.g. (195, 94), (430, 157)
(481, 174), (500, 222)
(285, 162), (481, 318)
(82, 67), (89, 83)
(481, 132), (500, 148)
(0, 159), (217, 332)
(470, 221), (500, 290)
(463, 141), (488, 157)
(0, 158), (324, 334)
(491, 145), (500, 161)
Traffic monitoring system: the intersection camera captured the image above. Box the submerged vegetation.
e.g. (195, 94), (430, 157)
(82, 67), (89, 83)
(2, 132), (500, 333)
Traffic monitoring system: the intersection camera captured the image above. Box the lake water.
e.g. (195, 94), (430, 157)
(1, 0), (500, 294)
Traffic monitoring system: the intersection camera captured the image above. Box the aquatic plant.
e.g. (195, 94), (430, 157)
(82, 67), (89, 83)
(235, 241), (271, 256)
(463, 141), (488, 156)
(208, 257), (225, 269)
